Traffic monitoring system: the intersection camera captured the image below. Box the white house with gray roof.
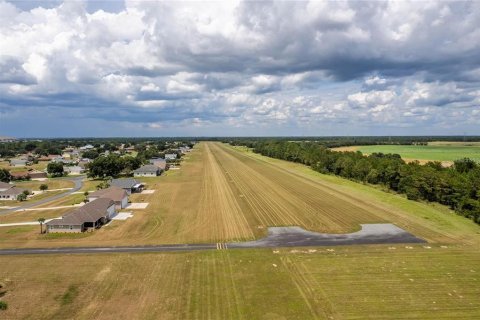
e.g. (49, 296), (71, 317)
(134, 165), (162, 177)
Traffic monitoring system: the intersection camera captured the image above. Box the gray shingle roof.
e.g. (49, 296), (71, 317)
(111, 178), (141, 189)
(134, 165), (160, 173)
(89, 186), (127, 202)
(46, 198), (114, 226)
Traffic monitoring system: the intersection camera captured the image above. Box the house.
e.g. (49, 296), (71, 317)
(0, 181), (28, 200)
(149, 158), (167, 171)
(10, 171), (30, 180)
(38, 154), (61, 161)
(88, 186), (128, 209)
(165, 153), (177, 160)
(134, 165), (162, 177)
(28, 170), (47, 180)
(110, 178), (143, 195)
(46, 198), (116, 233)
(79, 144), (94, 151)
(179, 146), (191, 154)
(64, 166), (85, 175)
(9, 159), (28, 167)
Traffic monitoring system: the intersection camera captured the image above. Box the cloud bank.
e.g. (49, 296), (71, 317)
(0, 0), (479, 136)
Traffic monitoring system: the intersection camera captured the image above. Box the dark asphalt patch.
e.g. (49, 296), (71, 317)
(228, 224), (426, 248)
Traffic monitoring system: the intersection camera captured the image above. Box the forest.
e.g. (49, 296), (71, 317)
(230, 140), (480, 225)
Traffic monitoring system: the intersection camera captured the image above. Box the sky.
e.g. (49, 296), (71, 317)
(0, 0), (480, 137)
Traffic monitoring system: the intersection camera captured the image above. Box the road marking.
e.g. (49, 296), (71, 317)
(216, 243), (228, 250)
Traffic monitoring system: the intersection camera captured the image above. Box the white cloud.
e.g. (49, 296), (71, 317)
(1, 0), (480, 136)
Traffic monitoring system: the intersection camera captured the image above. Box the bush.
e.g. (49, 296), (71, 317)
(0, 301), (8, 310)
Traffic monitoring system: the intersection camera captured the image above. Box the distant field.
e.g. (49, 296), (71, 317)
(333, 143), (480, 163)
(1, 246), (479, 319)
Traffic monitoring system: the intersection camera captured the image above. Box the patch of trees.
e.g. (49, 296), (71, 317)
(0, 169), (10, 183)
(47, 162), (64, 177)
(87, 155), (141, 179)
(81, 150), (100, 159)
(235, 140), (480, 225)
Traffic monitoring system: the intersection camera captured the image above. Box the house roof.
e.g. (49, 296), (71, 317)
(111, 178), (142, 189)
(10, 159), (27, 164)
(89, 186), (127, 202)
(0, 181), (13, 189)
(10, 171), (30, 178)
(65, 166), (83, 171)
(134, 165), (160, 173)
(47, 198), (114, 226)
(0, 186), (25, 196)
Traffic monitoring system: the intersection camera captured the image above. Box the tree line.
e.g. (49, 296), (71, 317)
(232, 140), (480, 225)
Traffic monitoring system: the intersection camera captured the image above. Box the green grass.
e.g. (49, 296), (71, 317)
(353, 144), (480, 162)
(58, 285), (79, 305)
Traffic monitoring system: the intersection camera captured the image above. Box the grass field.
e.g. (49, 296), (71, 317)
(1, 142), (480, 318)
(332, 143), (480, 163)
(0, 246), (479, 319)
(0, 142), (479, 248)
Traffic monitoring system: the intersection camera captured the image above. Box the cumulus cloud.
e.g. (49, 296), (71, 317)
(0, 0), (480, 136)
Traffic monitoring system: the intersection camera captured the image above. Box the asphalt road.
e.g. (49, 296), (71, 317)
(0, 176), (84, 215)
(0, 224), (426, 256)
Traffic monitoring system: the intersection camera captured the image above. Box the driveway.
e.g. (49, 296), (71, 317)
(0, 175), (84, 215)
(0, 223), (426, 256)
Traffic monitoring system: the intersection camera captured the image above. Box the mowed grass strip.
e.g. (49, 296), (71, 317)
(0, 247), (479, 319)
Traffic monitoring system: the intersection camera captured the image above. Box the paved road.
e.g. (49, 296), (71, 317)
(0, 176), (84, 215)
(0, 224), (426, 256)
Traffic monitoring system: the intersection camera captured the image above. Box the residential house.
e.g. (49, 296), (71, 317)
(10, 171), (30, 180)
(9, 159), (28, 167)
(88, 186), (128, 209)
(64, 166), (85, 175)
(79, 144), (94, 151)
(28, 170), (47, 180)
(165, 153), (177, 160)
(149, 158), (167, 171)
(0, 181), (28, 200)
(46, 198), (116, 233)
(38, 154), (61, 161)
(134, 164), (162, 177)
(62, 152), (72, 159)
(179, 146), (191, 154)
(110, 178), (143, 195)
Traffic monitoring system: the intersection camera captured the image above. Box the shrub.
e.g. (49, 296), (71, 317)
(0, 301), (8, 310)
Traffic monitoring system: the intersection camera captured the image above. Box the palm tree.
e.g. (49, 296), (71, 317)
(38, 217), (46, 234)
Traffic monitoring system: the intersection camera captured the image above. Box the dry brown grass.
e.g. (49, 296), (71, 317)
(0, 246), (479, 319)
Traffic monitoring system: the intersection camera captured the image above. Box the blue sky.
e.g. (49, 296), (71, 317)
(1, 0), (480, 137)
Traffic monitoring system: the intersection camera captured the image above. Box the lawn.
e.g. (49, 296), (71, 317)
(0, 246), (479, 319)
(333, 143), (480, 163)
